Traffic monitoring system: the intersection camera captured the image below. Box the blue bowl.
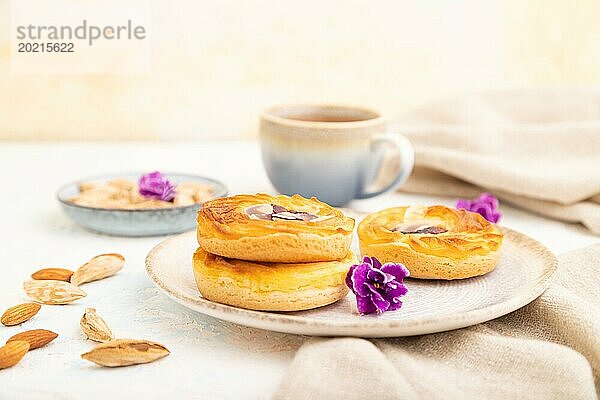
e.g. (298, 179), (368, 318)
(57, 173), (228, 237)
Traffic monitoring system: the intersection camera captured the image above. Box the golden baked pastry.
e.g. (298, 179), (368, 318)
(192, 248), (356, 311)
(197, 193), (355, 262)
(358, 205), (504, 279)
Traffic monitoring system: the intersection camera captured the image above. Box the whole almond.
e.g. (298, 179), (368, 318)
(81, 339), (170, 367)
(80, 308), (114, 343)
(71, 253), (125, 286)
(7, 329), (58, 350)
(0, 341), (30, 369)
(31, 268), (74, 282)
(23, 280), (86, 305)
(1, 303), (41, 326)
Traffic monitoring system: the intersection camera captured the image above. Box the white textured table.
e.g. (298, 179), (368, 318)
(1, 142), (598, 400)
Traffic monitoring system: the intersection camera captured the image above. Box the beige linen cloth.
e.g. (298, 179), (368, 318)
(274, 244), (600, 400)
(390, 88), (600, 234)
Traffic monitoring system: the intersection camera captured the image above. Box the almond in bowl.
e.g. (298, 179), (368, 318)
(57, 172), (228, 236)
(70, 172), (215, 210)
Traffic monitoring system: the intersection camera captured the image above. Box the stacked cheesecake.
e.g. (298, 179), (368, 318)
(192, 193), (357, 311)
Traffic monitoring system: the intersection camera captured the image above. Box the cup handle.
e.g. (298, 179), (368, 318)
(356, 132), (415, 199)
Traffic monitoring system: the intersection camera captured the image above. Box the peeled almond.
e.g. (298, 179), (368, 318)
(71, 254), (125, 286)
(23, 280), (86, 305)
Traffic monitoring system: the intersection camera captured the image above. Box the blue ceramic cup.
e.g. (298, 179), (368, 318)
(260, 104), (414, 206)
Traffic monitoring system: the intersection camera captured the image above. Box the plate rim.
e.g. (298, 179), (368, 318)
(145, 228), (558, 336)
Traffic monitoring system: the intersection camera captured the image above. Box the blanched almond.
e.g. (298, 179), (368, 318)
(174, 194), (195, 206)
(23, 280), (86, 305)
(71, 253), (125, 286)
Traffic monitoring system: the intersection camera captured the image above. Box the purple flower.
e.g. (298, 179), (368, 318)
(456, 192), (501, 223)
(345, 256), (409, 315)
(139, 171), (177, 202)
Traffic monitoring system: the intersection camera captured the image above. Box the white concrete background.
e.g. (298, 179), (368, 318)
(0, 142), (597, 399)
(3, 0), (600, 140)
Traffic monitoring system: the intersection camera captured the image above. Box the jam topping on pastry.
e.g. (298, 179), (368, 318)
(390, 214), (448, 235)
(398, 226), (448, 235)
(246, 204), (319, 222)
(198, 193), (355, 240)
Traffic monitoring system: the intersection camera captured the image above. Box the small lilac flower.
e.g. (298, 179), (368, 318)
(345, 256), (409, 315)
(139, 171), (177, 202)
(456, 192), (501, 223)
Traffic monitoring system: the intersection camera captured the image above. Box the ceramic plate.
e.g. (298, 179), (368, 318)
(145, 226), (557, 337)
(57, 172), (227, 237)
